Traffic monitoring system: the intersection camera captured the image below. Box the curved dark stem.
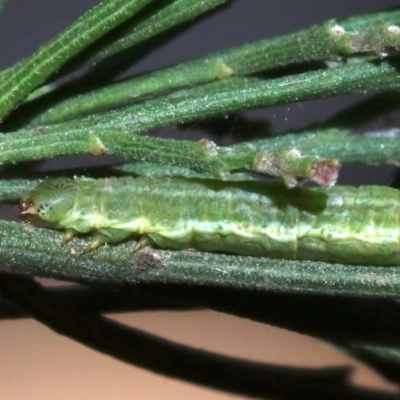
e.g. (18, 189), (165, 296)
(0, 285), (195, 319)
(128, 284), (400, 386)
(0, 275), (392, 400)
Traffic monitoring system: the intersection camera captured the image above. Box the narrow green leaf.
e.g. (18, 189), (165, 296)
(0, 179), (38, 202)
(86, 0), (231, 66)
(0, 0), (156, 121)
(2, 62), (400, 181)
(0, 127), (339, 185)
(1, 220), (400, 297)
(31, 60), (400, 128)
(26, 8), (400, 123)
(245, 128), (400, 165)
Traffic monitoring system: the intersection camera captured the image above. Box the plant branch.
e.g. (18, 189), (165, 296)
(0, 127), (340, 186)
(0, 179), (38, 201)
(86, 6), (400, 68)
(53, 0), (230, 82)
(0, 0), (156, 121)
(24, 8), (400, 123)
(0, 285), (193, 319)
(1, 220), (400, 297)
(0, 275), (380, 400)
(31, 60), (400, 127)
(2, 1), (400, 393)
(243, 127), (400, 165)
(129, 285), (400, 385)
(86, 0), (230, 66)
(2, 62), (399, 185)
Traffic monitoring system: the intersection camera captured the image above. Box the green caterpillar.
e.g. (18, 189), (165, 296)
(19, 176), (400, 265)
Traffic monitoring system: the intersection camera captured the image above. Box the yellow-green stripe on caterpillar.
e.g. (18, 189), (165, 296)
(19, 176), (400, 265)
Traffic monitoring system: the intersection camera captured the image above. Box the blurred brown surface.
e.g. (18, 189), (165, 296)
(0, 309), (397, 399)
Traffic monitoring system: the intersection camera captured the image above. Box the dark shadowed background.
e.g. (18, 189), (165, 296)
(0, 1), (399, 398)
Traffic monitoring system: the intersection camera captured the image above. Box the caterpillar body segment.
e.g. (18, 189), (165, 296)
(19, 177), (400, 265)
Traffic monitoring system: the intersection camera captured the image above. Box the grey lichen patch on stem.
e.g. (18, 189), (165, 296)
(341, 23), (400, 56)
(198, 138), (219, 157)
(329, 23), (346, 37)
(310, 159), (340, 188)
(254, 149), (301, 188)
(387, 24), (400, 38)
(133, 248), (164, 275)
(254, 147), (339, 188)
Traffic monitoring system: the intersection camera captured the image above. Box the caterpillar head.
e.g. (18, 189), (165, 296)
(19, 178), (76, 223)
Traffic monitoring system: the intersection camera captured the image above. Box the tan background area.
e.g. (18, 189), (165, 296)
(0, 308), (397, 399)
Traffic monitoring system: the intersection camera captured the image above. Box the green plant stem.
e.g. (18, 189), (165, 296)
(116, 161), (257, 180)
(32, 60), (400, 127)
(27, 10), (400, 123)
(3, 124), (400, 188)
(2, 220), (400, 297)
(243, 128), (400, 164)
(0, 179), (39, 202)
(0, 61), (394, 184)
(2, 124), (399, 190)
(3, 2), (400, 390)
(86, 0), (230, 66)
(0, 128), (338, 186)
(3, 120), (399, 199)
(55, 0), (230, 81)
(86, 5), (400, 67)
(0, 0), (156, 121)
(0, 170), (256, 203)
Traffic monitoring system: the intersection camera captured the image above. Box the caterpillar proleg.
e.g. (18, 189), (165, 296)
(19, 176), (400, 265)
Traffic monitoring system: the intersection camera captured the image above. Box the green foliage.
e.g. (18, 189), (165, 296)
(1, 1), (400, 397)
